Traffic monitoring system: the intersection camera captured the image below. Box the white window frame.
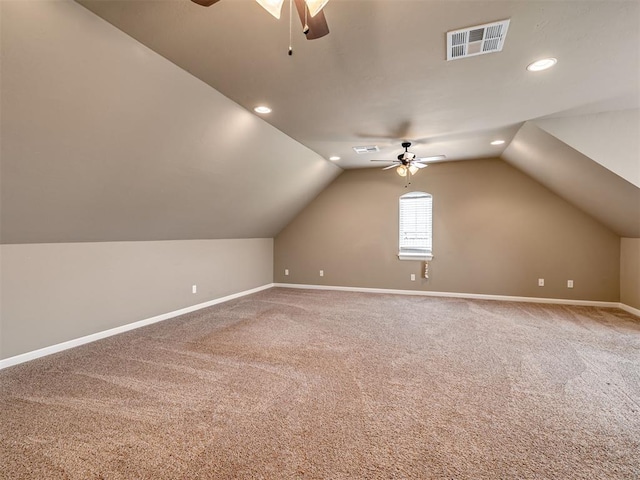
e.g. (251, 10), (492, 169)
(398, 191), (433, 261)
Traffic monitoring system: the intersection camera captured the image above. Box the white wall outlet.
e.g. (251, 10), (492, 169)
(567, 280), (574, 288)
(284, 269), (289, 276)
(411, 273), (416, 281)
(192, 285), (197, 294)
(319, 270), (324, 277)
(538, 278), (544, 287)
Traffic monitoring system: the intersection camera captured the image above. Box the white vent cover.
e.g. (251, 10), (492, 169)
(353, 145), (380, 154)
(447, 19), (510, 61)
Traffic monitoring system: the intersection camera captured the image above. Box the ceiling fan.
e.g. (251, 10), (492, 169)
(371, 142), (446, 178)
(191, 0), (330, 40)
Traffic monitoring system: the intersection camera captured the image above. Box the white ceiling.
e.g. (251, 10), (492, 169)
(76, 0), (640, 169)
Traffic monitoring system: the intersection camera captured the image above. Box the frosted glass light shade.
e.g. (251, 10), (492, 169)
(408, 165), (419, 175)
(396, 165), (407, 177)
(255, 0), (285, 19)
(305, 0), (329, 17)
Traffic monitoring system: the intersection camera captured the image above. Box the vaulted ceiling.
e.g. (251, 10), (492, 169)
(74, 0), (640, 237)
(1, 0), (638, 243)
(76, 0), (639, 168)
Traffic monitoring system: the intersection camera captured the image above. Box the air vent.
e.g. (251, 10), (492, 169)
(447, 19), (510, 61)
(353, 145), (380, 154)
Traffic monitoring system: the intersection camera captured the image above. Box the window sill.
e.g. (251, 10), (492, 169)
(398, 252), (433, 261)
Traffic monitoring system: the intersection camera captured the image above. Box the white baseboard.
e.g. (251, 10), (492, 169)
(0, 283), (275, 370)
(274, 283), (624, 309)
(618, 303), (640, 317)
(3, 282), (636, 370)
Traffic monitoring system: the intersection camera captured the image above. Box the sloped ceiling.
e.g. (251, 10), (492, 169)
(75, 0), (639, 169)
(0, 1), (341, 244)
(2, 1), (639, 244)
(71, 0), (639, 239)
(534, 109), (640, 188)
(502, 122), (640, 238)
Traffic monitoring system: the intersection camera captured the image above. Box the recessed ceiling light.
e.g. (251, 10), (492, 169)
(254, 106), (272, 114)
(490, 140), (505, 145)
(329, 156), (341, 161)
(526, 58), (557, 72)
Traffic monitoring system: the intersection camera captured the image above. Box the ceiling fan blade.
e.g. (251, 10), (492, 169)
(412, 162), (428, 169)
(382, 164), (397, 171)
(356, 121), (415, 142)
(294, 0), (330, 39)
(370, 160), (397, 162)
(416, 155), (446, 162)
(190, 0), (221, 6)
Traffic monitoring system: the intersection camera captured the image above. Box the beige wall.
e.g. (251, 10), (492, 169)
(620, 238), (640, 310)
(1, 1), (340, 244)
(274, 159), (620, 301)
(0, 239), (273, 359)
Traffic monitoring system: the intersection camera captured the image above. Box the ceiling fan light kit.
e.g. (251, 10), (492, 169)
(371, 142), (446, 181)
(255, 0), (285, 19)
(253, 0), (329, 20)
(192, 0), (330, 43)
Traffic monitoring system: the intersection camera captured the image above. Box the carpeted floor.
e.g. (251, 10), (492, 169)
(1, 288), (639, 479)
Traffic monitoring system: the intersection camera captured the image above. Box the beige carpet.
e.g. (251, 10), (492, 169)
(1, 288), (639, 479)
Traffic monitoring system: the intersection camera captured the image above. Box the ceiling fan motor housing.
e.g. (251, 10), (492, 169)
(371, 141), (446, 170)
(399, 142), (412, 163)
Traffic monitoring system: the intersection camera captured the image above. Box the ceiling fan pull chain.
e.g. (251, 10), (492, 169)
(288, 0), (293, 55)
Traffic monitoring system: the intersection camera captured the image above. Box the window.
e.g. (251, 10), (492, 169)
(398, 192), (433, 260)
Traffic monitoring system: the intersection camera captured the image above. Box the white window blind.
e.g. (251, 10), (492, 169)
(398, 192), (433, 260)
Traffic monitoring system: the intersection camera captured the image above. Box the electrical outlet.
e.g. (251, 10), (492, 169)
(410, 273), (416, 281)
(284, 269), (289, 276)
(319, 270), (324, 277)
(538, 278), (544, 287)
(192, 285), (197, 294)
(567, 280), (574, 288)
